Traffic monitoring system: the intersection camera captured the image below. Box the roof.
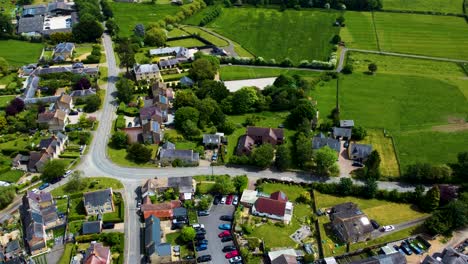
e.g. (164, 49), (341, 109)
(22, 4), (47, 16)
(141, 200), (182, 219)
(58, 93), (72, 104)
(246, 126), (284, 140)
(140, 106), (164, 120)
(270, 191), (288, 202)
(324, 257), (338, 264)
(330, 202), (373, 240)
(141, 179), (159, 195)
(441, 247), (468, 264)
(240, 190), (258, 205)
(156, 243), (172, 257)
(142, 120), (160, 133)
(381, 246), (397, 255)
(340, 120), (355, 127)
(173, 207), (187, 217)
(84, 242), (110, 264)
(47, 2), (74, 12)
(34, 66), (99, 76)
(312, 133), (341, 153)
(203, 134), (221, 145)
(162, 141), (175, 150)
(159, 149), (199, 163)
(54, 42), (75, 54)
(144, 215), (161, 256)
(149, 47), (184, 56)
(69, 88), (96, 97)
(5, 240), (20, 253)
(254, 197), (287, 216)
(158, 58), (179, 68)
(168, 177), (193, 193)
(83, 188), (113, 207)
(350, 252), (407, 264)
(271, 254), (298, 264)
(134, 64), (160, 74)
(268, 249), (297, 262)
(350, 144), (373, 159)
(82, 221), (101, 235)
(26, 191), (53, 204)
(179, 76), (194, 86)
(332, 127), (352, 138)
(18, 16), (44, 33)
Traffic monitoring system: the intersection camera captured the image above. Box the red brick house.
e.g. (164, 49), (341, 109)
(236, 126), (284, 155)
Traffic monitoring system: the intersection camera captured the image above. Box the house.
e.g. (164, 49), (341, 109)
(53, 42), (75, 61)
(173, 207), (187, 219)
(348, 143), (373, 162)
(4, 240), (21, 257)
(159, 149), (199, 166)
(236, 127), (284, 155)
(122, 127), (143, 144)
(268, 249), (298, 264)
(179, 76), (194, 87)
(133, 64), (161, 81)
(82, 221), (102, 235)
(55, 93), (73, 113)
(162, 141), (175, 150)
(332, 127), (352, 140)
(37, 109), (68, 131)
(144, 215), (172, 263)
(140, 106), (167, 124)
(329, 202), (373, 243)
(158, 58), (179, 69)
(22, 4), (47, 17)
(202, 133), (223, 148)
(251, 191), (293, 223)
(33, 65), (99, 77)
(38, 132), (68, 158)
(141, 198), (182, 220)
(141, 179), (160, 197)
(350, 252), (406, 264)
(240, 189), (258, 207)
(152, 177), (196, 200)
(149, 47), (197, 61)
(83, 188), (115, 216)
(27, 151), (51, 173)
(19, 64), (37, 77)
(12, 154), (30, 170)
(151, 81), (174, 102)
(69, 88), (97, 98)
(271, 254), (298, 264)
(83, 242), (111, 264)
(422, 246), (467, 264)
(340, 120), (355, 128)
(312, 133), (341, 153)
(142, 120), (163, 144)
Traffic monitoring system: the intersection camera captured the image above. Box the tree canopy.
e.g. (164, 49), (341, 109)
(251, 144), (275, 169)
(145, 27), (167, 46)
(127, 143), (153, 163)
(213, 175), (235, 194)
(116, 78), (134, 104)
(42, 160), (66, 182)
(313, 146), (339, 176)
(72, 13), (104, 42)
(189, 58), (216, 81)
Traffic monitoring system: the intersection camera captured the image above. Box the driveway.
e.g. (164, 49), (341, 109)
(223, 77), (276, 92)
(338, 141), (357, 177)
(198, 202), (236, 264)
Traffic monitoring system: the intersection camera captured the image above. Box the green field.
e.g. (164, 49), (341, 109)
(0, 40), (43, 66)
(341, 11), (378, 50)
(361, 129), (400, 178)
(209, 8), (339, 62)
(183, 5), (221, 25)
(166, 38), (205, 47)
(0, 170), (24, 183)
(0, 95), (14, 108)
(181, 26), (229, 47)
(219, 65), (322, 81)
(167, 28), (189, 38)
(51, 177), (124, 196)
(110, 2), (181, 36)
(382, 0), (464, 13)
(107, 145), (158, 168)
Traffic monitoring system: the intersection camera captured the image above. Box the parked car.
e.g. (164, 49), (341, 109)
(63, 170), (72, 178)
(195, 240), (208, 246)
(382, 225), (395, 232)
(212, 153), (218, 161)
(185, 255), (195, 260)
(213, 195), (221, 205)
(171, 223), (185, 230)
(221, 196), (227, 204)
(198, 210), (210, 216)
(225, 250), (239, 259)
(304, 243), (313, 254)
(400, 242), (413, 255)
(229, 256), (242, 263)
(220, 215), (233, 221)
(221, 236), (233, 242)
(219, 224), (231, 230)
(192, 223), (205, 230)
(370, 219), (380, 229)
(195, 234), (205, 240)
(197, 255), (212, 263)
(39, 183), (50, 190)
(226, 195), (233, 205)
(218, 231), (231, 238)
(31, 188), (39, 193)
(69, 110), (78, 116)
(232, 195), (239, 205)
(102, 223), (115, 229)
(196, 229), (207, 235)
(196, 244), (208, 251)
(223, 245), (236, 252)
(173, 245), (180, 256)
(393, 245), (405, 255)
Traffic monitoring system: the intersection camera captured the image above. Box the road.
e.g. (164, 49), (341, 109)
(371, 216), (430, 239)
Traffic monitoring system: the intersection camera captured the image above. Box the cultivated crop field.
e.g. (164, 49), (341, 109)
(0, 40), (43, 66)
(110, 2), (180, 36)
(382, 0), (464, 14)
(340, 52), (468, 169)
(341, 12), (378, 50)
(209, 8), (339, 62)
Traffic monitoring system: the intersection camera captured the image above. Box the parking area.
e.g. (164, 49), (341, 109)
(197, 202), (236, 264)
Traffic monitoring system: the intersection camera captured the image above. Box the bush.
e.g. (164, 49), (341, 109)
(241, 224), (253, 235)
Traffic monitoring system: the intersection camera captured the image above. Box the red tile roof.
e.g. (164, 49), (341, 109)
(254, 197), (287, 216)
(141, 200), (182, 219)
(270, 191), (288, 202)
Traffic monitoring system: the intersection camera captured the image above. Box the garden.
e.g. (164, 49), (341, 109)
(0, 40), (43, 66)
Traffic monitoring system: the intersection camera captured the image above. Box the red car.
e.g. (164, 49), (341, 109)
(218, 231), (231, 238)
(225, 250), (239, 259)
(226, 195), (233, 205)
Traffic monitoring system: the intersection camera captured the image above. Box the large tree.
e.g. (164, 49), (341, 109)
(116, 38), (136, 74)
(232, 175), (248, 193)
(106, 19), (119, 36)
(295, 132), (313, 169)
(275, 144), (292, 171)
(251, 144), (275, 169)
(455, 151), (468, 180)
(313, 146), (339, 176)
(173, 90), (199, 109)
(116, 78), (134, 104)
(231, 87), (258, 114)
(197, 80), (230, 102)
(364, 150), (381, 180)
(338, 177), (353, 196)
(174, 107), (199, 130)
(42, 160), (66, 182)
(127, 143), (153, 163)
(0, 14), (13, 38)
(422, 186), (440, 212)
(111, 131), (129, 149)
(189, 58), (216, 81)
(213, 175), (235, 194)
(180, 226), (196, 243)
(0, 186), (15, 209)
(72, 14), (104, 42)
(83, 94), (101, 113)
(64, 171), (87, 193)
(286, 99), (316, 129)
(144, 27), (167, 46)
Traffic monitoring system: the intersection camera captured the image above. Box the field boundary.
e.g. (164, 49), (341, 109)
(382, 129), (402, 178)
(378, 9), (465, 17)
(370, 12), (381, 51)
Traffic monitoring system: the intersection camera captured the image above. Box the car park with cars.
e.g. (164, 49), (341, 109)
(221, 236), (233, 242)
(225, 250), (239, 259)
(218, 224), (231, 230)
(218, 230), (231, 237)
(222, 245), (236, 252)
(197, 255), (212, 263)
(220, 215), (233, 221)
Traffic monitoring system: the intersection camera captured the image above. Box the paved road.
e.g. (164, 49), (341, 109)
(371, 216), (430, 239)
(224, 77), (276, 92)
(184, 26), (239, 57)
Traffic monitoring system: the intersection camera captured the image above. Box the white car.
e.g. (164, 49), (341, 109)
(382, 225), (395, 232)
(192, 223), (205, 230)
(221, 196), (227, 204)
(63, 170), (72, 178)
(31, 188), (39, 193)
(229, 256), (242, 263)
(232, 195), (239, 206)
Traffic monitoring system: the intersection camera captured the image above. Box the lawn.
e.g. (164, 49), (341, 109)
(165, 232), (194, 258)
(373, 12), (468, 59)
(314, 191), (428, 225)
(51, 177), (124, 196)
(181, 26), (229, 47)
(74, 44), (94, 59)
(209, 8), (340, 62)
(341, 11), (378, 50)
(197, 182), (215, 194)
(0, 170), (24, 183)
(382, 0), (464, 13)
(166, 37), (205, 47)
(167, 27), (189, 38)
(219, 65), (322, 81)
(103, 194), (125, 222)
(110, 2), (181, 36)
(360, 129), (400, 178)
(307, 78), (337, 123)
(183, 5), (221, 25)
(68, 220), (84, 234)
(107, 145), (158, 168)
(0, 40), (43, 66)
(258, 182), (309, 202)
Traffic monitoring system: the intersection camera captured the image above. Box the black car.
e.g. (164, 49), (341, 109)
(198, 210), (210, 216)
(213, 195), (222, 205)
(220, 215), (233, 221)
(222, 245), (236, 252)
(184, 255), (195, 260)
(196, 228), (207, 235)
(195, 234), (206, 240)
(102, 223), (115, 229)
(370, 219), (380, 229)
(221, 236), (233, 242)
(197, 255), (212, 263)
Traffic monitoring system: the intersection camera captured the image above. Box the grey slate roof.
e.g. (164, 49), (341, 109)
(440, 247), (468, 264)
(144, 215), (161, 256)
(18, 16), (44, 34)
(312, 133), (340, 153)
(340, 120), (355, 128)
(173, 207), (187, 217)
(350, 144), (373, 160)
(330, 202), (373, 241)
(54, 42), (74, 54)
(162, 141), (175, 150)
(158, 58), (179, 68)
(22, 4), (47, 17)
(203, 134), (221, 145)
(83, 188), (113, 207)
(133, 64), (160, 74)
(159, 149), (199, 163)
(156, 243), (172, 257)
(332, 127), (352, 138)
(168, 177), (193, 193)
(82, 221), (101, 235)
(69, 88), (96, 97)
(5, 240), (20, 253)
(179, 76), (194, 86)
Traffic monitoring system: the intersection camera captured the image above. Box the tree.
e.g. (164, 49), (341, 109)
(365, 150), (381, 180)
(336, 16), (345, 25)
(84, 94), (101, 113)
(198, 195), (212, 210)
(422, 186), (440, 212)
(232, 175), (248, 193)
(331, 34), (341, 44)
(338, 178), (353, 196)
(351, 126), (367, 140)
(197, 80), (230, 102)
(368, 63), (377, 74)
(0, 57), (9, 75)
(341, 64), (353, 74)
(163, 188), (179, 200)
(106, 19), (119, 36)
(127, 143), (153, 163)
(413, 184), (424, 202)
(116, 78), (134, 104)
(455, 151), (468, 180)
(72, 14), (104, 42)
(251, 144), (275, 169)
(286, 99), (316, 129)
(111, 131), (128, 149)
(0, 14), (13, 38)
(0, 115), (6, 132)
(213, 175), (235, 194)
(174, 107), (199, 130)
(173, 90), (199, 109)
(273, 74), (295, 87)
(295, 132), (313, 169)
(5, 98), (25, 116)
(180, 226), (196, 243)
(116, 38), (136, 74)
(364, 178), (378, 198)
(275, 145), (292, 171)
(145, 27), (167, 46)
(42, 160), (66, 182)
(313, 146), (339, 176)
(189, 58), (216, 81)
(64, 171), (86, 193)
(231, 87), (259, 114)
(0, 186), (15, 209)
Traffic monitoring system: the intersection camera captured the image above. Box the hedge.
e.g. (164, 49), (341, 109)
(58, 154), (80, 159)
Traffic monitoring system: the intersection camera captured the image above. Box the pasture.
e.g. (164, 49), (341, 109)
(382, 0), (464, 14)
(0, 40), (43, 66)
(341, 11), (378, 50)
(166, 37), (205, 47)
(181, 26), (229, 47)
(219, 65), (322, 81)
(209, 8), (339, 62)
(110, 2), (180, 36)
(360, 129), (400, 178)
